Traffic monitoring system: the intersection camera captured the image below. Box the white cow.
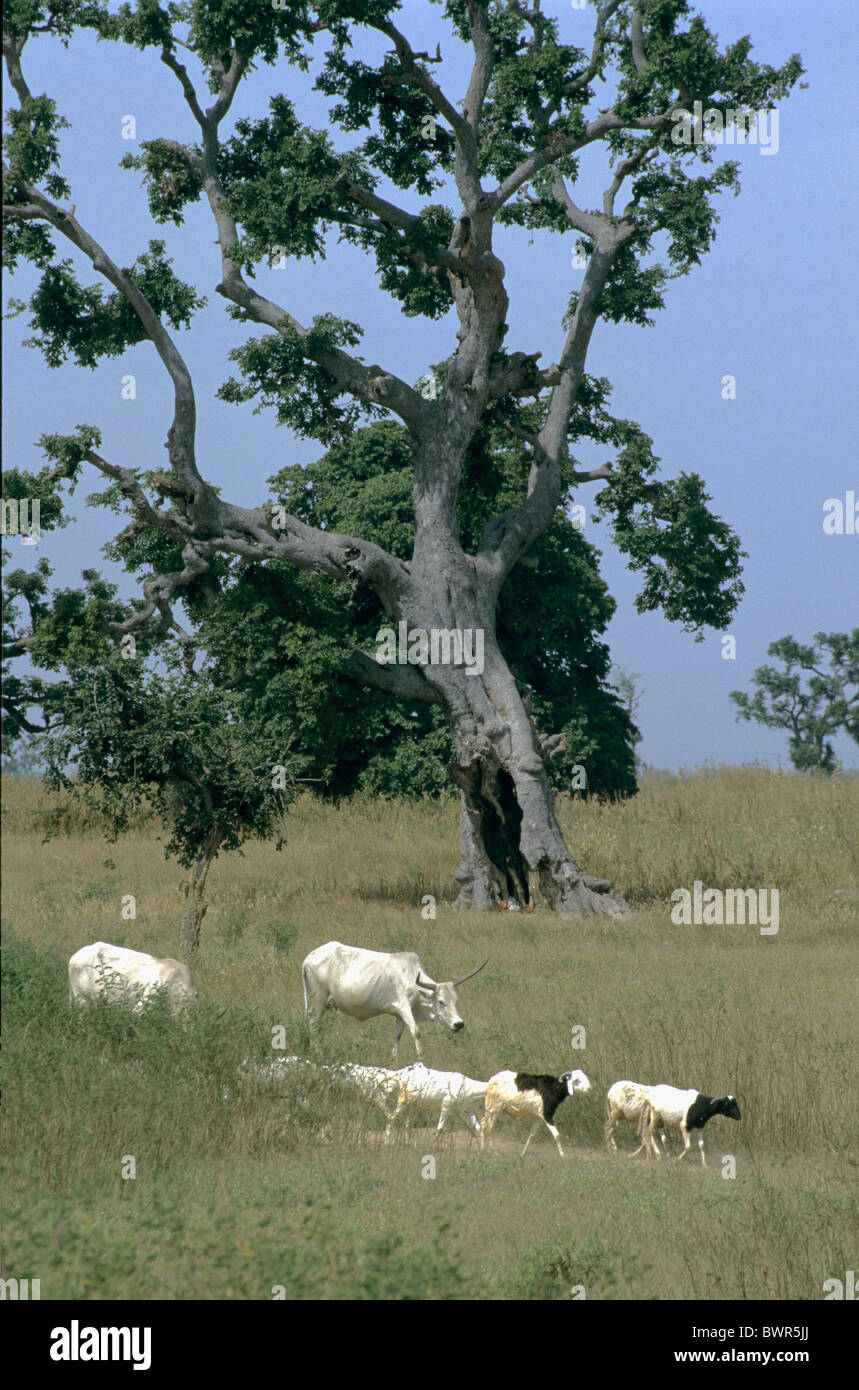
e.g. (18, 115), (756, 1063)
(69, 942), (197, 1016)
(301, 941), (487, 1060)
(383, 1064), (488, 1142)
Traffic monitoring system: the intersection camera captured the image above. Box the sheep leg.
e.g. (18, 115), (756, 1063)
(675, 1128), (693, 1161)
(436, 1097), (452, 1134)
(481, 1108), (499, 1154)
(520, 1118), (542, 1157)
(643, 1114), (663, 1160)
(465, 1110), (483, 1140)
(545, 1121), (565, 1157)
(630, 1115), (650, 1157)
(382, 1105), (398, 1145)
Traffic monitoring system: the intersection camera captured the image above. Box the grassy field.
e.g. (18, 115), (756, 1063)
(2, 767), (857, 1300)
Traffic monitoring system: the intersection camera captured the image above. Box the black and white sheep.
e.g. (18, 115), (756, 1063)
(482, 1069), (591, 1157)
(640, 1085), (741, 1167)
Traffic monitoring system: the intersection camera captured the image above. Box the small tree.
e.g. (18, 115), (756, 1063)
(730, 632), (859, 774)
(15, 570), (296, 954)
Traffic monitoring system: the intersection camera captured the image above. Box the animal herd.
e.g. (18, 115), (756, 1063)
(67, 938), (742, 1164)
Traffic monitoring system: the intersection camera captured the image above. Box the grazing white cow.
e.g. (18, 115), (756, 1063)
(301, 941), (487, 1060)
(383, 1064), (488, 1142)
(69, 942), (197, 1016)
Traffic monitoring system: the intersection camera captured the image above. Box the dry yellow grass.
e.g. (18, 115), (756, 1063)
(2, 768), (857, 1299)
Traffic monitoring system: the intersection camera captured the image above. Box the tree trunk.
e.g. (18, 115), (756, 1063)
(179, 831), (223, 955)
(402, 560), (630, 917)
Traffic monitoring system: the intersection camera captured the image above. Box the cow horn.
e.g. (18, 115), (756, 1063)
(453, 959), (488, 987)
(416, 973), (436, 990)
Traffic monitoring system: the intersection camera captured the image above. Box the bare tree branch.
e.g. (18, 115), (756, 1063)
(2, 163), (205, 505)
(153, 43), (431, 434)
(630, 8), (648, 76)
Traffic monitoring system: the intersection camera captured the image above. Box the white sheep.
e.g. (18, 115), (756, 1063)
(482, 1069), (591, 1157)
(383, 1064), (487, 1142)
(640, 1085), (741, 1167)
(234, 1057), (402, 1123)
(605, 1079), (668, 1156)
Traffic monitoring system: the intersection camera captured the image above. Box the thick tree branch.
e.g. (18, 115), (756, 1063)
(462, 1), (495, 136)
(491, 106), (686, 212)
(630, 8), (648, 77)
(477, 222), (633, 577)
(564, 0), (625, 95)
(373, 17), (482, 207)
(550, 176), (605, 240)
(2, 29), (32, 104)
(332, 178), (487, 282)
(604, 140), (658, 217)
(343, 649), (442, 704)
(154, 43), (430, 434)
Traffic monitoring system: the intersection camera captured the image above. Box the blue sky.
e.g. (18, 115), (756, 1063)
(4, 0), (857, 772)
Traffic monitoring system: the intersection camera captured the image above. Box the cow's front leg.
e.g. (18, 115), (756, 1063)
(392, 1006), (421, 1061)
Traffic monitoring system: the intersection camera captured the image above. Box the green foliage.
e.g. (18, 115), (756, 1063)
(218, 315), (370, 443)
(317, 44), (456, 194)
(730, 632), (859, 773)
(121, 140), (204, 226)
(3, 94), (70, 200)
(2, 0), (806, 813)
(257, 418), (638, 800)
(37, 422), (103, 479)
(595, 426), (745, 635)
(343, 203), (455, 319)
(496, 1232), (646, 1300)
(11, 243), (205, 368)
(218, 96), (352, 262)
(16, 568), (297, 867)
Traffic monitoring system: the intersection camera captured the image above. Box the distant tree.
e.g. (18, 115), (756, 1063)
(730, 632), (859, 773)
(10, 569), (296, 954)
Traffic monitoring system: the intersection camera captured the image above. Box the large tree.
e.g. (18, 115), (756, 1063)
(3, 1), (802, 915)
(193, 416), (640, 803)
